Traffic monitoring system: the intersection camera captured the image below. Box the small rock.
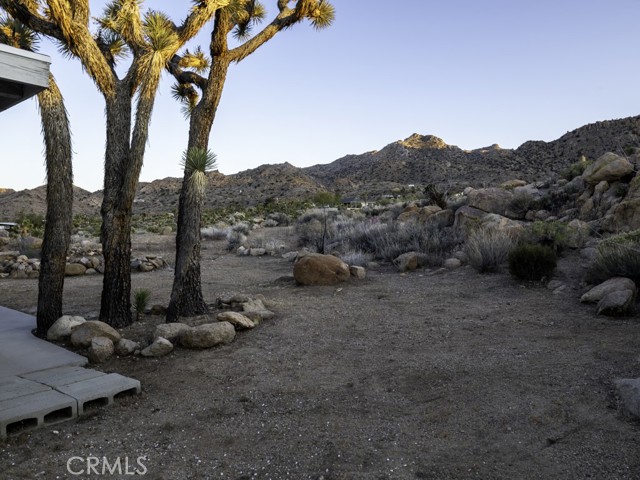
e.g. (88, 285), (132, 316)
(281, 251), (298, 262)
(443, 258), (462, 269)
(349, 265), (366, 279)
(394, 252), (419, 272)
(141, 337), (174, 357)
(115, 338), (139, 356)
(65, 263), (87, 276)
(615, 378), (640, 419)
(249, 248), (266, 256)
(217, 311), (255, 330)
(47, 315), (86, 341)
(154, 322), (191, 343)
(87, 337), (114, 363)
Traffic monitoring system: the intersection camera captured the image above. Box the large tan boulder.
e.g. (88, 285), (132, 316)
(293, 253), (350, 286)
(582, 152), (634, 185)
(65, 263), (87, 276)
(180, 322), (236, 349)
(467, 188), (513, 215)
(70, 320), (121, 348)
(581, 277), (636, 303)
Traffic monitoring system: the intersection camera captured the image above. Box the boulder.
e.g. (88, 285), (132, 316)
(241, 298), (275, 321)
(47, 315), (86, 341)
(500, 179), (527, 190)
(583, 152), (634, 185)
(70, 321), (121, 348)
(615, 378), (640, 419)
(444, 258), (462, 269)
(349, 266), (366, 279)
(481, 213), (524, 237)
(65, 263), (87, 276)
(424, 209), (454, 228)
(602, 199), (640, 233)
(565, 219), (590, 248)
(154, 322), (191, 343)
(394, 252), (419, 272)
(281, 251), (299, 262)
(453, 205), (487, 234)
(596, 290), (635, 316)
(180, 322), (236, 349)
(293, 253), (350, 286)
(580, 277), (636, 303)
(141, 337), (174, 357)
(467, 187), (514, 215)
(249, 248), (266, 256)
(217, 311), (255, 330)
(115, 338), (139, 356)
(87, 337), (115, 364)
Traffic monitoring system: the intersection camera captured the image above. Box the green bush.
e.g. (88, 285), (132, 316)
(587, 230), (640, 284)
(523, 220), (569, 254)
(560, 156), (592, 181)
(508, 244), (557, 281)
(464, 227), (514, 273)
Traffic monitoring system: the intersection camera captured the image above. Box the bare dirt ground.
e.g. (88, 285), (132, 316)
(0, 230), (639, 479)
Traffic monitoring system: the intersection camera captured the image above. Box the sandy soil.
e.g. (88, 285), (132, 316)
(0, 230), (639, 479)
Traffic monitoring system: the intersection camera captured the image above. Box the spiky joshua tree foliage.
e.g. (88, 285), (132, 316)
(165, 0), (334, 322)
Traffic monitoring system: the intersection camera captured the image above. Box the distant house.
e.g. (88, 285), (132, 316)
(341, 197), (368, 209)
(0, 222), (17, 231)
(0, 43), (51, 112)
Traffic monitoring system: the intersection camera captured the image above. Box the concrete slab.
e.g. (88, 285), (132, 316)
(0, 388), (77, 438)
(0, 375), (51, 402)
(55, 373), (141, 415)
(0, 306), (87, 378)
(21, 365), (105, 387)
(0, 306), (141, 439)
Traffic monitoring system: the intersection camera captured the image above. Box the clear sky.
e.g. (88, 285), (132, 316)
(1, 0), (639, 192)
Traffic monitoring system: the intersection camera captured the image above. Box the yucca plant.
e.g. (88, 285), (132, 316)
(181, 147), (217, 199)
(133, 288), (151, 322)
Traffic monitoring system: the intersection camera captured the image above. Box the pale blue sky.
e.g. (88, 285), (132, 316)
(2, 1), (639, 191)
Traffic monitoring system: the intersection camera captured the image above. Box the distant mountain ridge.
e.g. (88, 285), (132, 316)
(1, 115), (639, 218)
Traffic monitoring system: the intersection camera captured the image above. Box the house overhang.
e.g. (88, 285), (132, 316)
(0, 43), (51, 112)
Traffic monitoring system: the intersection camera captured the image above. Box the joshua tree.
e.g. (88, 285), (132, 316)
(0, 14), (73, 337)
(1, 0), (230, 327)
(166, 0), (335, 322)
(166, 148), (217, 321)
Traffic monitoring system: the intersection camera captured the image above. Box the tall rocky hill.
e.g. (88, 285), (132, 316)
(1, 115), (639, 218)
(304, 116), (640, 197)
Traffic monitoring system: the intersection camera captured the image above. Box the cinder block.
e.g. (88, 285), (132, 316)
(55, 373), (141, 415)
(21, 365), (105, 387)
(0, 389), (77, 439)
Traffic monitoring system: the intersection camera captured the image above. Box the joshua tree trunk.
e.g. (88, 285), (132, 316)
(100, 83), (156, 328)
(36, 74), (73, 337)
(166, 40), (230, 322)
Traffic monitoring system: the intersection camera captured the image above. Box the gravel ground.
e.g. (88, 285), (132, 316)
(0, 231), (639, 479)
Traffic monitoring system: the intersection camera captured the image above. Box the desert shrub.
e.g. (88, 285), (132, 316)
(561, 156), (592, 181)
(267, 212), (291, 226)
(226, 230), (247, 252)
(587, 230), (640, 284)
(232, 222), (251, 236)
(133, 288), (151, 321)
(339, 250), (371, 267)
(423, 184), (449, 209)
(15, 213), (45, 238)
(464, 227), (514, 273)
(508, 244), (557, 281)
(201, 226), (228, 240)
(262, 219), (278, 228)
(522, 220), (569, 254)
(508, 193), (536, 218)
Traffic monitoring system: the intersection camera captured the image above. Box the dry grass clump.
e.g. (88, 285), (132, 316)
(464, 227), (514, 273)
